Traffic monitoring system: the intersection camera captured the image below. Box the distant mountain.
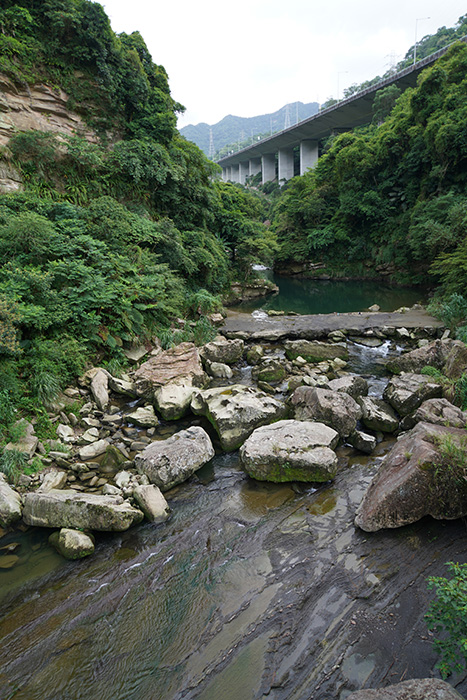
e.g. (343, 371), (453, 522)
(179, 101), (319, 159)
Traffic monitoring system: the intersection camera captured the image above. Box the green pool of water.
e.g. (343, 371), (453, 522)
(234, 273), (427, 315)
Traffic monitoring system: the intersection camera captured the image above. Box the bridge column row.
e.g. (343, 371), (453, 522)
(221, 139), (319, 185)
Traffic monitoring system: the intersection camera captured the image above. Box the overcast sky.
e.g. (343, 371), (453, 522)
(101, 0), (467, 128)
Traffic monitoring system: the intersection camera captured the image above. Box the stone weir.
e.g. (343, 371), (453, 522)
(222, 309), (444, 342)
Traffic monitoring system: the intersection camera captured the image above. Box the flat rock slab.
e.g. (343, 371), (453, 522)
(347, 678), (465, 699)
(355, 422), (467, 532)
(191, 384), (288, 451)
(240, 419), (339, 482)
(222, 310), (443, 342)
(23, 490), (144, 531)
(135, 426), (215, 491)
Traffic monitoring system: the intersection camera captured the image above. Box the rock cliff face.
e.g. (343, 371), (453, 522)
(0, 72), (98, 193)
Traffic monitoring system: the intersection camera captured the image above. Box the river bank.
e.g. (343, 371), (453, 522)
(1, 310), (467, 699)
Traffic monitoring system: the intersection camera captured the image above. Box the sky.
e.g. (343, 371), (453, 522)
(101, 0), (467, 128)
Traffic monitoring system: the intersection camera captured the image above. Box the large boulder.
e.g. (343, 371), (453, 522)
(23, 490), (144, 531)
(383, 373), (443, 416)
(284, 339), (348, 363)
(386, 338), (467, 379)
(135, 426), (214, 491)
(134, 342), (208, 420)
(252, 357), (287, 384)
(49, 528), (95, 560)
(355, 422), (467, 532)
(290, 386), (361, 438)
(154, 381), (199, 421)
(358, 396), (399, 433)
(240, 420), (339, 482)
(191, 384), (288, 451)
(90, 368), (110, 411)
(126, 405), (159, 428)
(346, 678), (464, 699)
(200, 337), (244, 365)
(134, 342), (207, 397)
(0, 474), (22, 527)
(133, 485), (170, 522)
(410, 397), (467, 429)
(328, 375), (368, 399)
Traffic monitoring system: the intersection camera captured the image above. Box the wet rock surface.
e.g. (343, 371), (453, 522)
(2, 318), (467, 699)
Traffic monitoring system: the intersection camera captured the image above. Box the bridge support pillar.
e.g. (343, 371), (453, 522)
(239, 161), (249, 185)
(249, 157), (261, 178)
(230, 164), (239, 183)
(261, 153), (276, 184)
(278, 147), (294, 183)
(300, 140), (319, 175)
(222, 167), (230, 181)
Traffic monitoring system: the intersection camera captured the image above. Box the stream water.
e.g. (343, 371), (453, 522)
(234, 272), (427, 315)
(1, 302), (467, 699)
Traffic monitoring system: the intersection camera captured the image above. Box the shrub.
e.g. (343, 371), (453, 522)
(426, 561), (467, 678)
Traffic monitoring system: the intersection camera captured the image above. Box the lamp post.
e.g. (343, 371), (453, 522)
(414, 17), (430, 64)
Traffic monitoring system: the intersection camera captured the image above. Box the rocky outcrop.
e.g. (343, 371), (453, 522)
(134, 342), (208, 420)
(134, 427), (214, 491)
(284, 339), (348, 363)
(290, 386), (361, 438)
(346, 678), (465, 699)
(23, 490), (144, 531)
(328, 375), (368, 399)
(0, 73), (97, 148)
(386, 338), (467, 378)
(408, 397), (467, 429)
(191, 384), (288, 451)
(240, 420), (339, 482)
(49, 528), (95, 560)
(0, 474), (22, 527)
(383, 373), (443, 416)
(358, 396), (399, 433)
(355, 422), (467, 532)
(200, 337), (244, 365)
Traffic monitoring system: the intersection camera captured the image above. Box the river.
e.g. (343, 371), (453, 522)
(1, 295), (466, 699)
(233, 273), (427, 315)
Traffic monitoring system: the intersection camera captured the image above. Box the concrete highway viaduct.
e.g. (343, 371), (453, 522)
(218, 41), (465, 185)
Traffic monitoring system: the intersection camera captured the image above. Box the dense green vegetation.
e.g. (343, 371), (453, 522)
(0, 0), (272, 434)
(426, 561), (467, 678)
(272, 42), (467, 294)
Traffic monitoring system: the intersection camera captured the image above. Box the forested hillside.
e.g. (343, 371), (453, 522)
(179, 101), (319, 158)
(0, 0), (274, 427)
(272, 41), (467, 302)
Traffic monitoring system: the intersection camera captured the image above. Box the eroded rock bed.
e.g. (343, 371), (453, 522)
(1, 310), (467, 700)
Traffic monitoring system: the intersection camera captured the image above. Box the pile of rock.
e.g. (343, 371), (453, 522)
(3, 328), (467, 559)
